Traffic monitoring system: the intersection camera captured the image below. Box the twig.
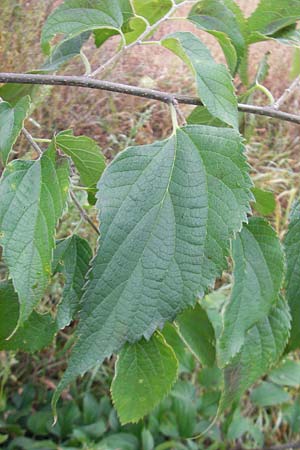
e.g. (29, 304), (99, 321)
(273, 76), (300, 110)
(70, 191), (100, 235)
(21, 127), (43, 155)
(1, 73), (300, 124)
(89, 0), (198, 77)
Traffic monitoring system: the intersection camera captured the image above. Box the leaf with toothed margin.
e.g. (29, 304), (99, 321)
(219, 296), (290, 412)
(188, 0), (247, 74)
(0, 144), (70, 329)
(284, 200), (300, 351)
(0, 96), (31, 166)
(52, 235), (93, 330)
(218, 218), (284, 367)
(111, 333), (178, 424)
(247, 0), (300, 44)
(161, 32), (238, 129)
(52, 124), (252, 412)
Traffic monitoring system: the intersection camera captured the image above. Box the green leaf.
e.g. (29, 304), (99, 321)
(251, 187), (276, 216)
(227, 408), (263, 446)
(176, 304), (216, 367)
(218, 218), (284, 366)
(187, 106), (227, 127)
(132, 0), (172, 25)
(290, 48), (300, 79)
(269, 359), (300, 387)
(161, 32), (238, 129)
(55, 130), (106, 188)
(0, 83), (35, 106)
(248, 0), (300, 44)
(284, 201), (300, 350)
(250, 381), (291, 407)
(0, 96), (31, 166)
(188, 0), (246, 73)
(111, 333), (178, 424)
(0, 281), (56, 352)
(219, 296), (291, 412)
(53, 125), (251, 409)
(0, 144), (70, 327)
(40, 32), (91, 72)
(162, 323), (195, 373)
(41, 0), (126, 53)
(52, 235), (92, 329)
(171, 381), (197, 437)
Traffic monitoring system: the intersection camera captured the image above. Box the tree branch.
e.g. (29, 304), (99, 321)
(1, 72), (300, 124)
(70, 191), (100, 236)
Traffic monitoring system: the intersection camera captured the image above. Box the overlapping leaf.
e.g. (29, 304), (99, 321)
(40, 32), (91, 72)
(55, 130), (106, 188)
(0, 96), (31, 166)
(52, 124), (252, 409)
(176, 304), (216, 367)
(111, 333), (178, 424)
(0, 281), (56, 352)
(41, 0), (148, 55)
(188, 0), (247, 73)
(219, 296), (291, 412)
(285, 201), (300, 351)
(0, 144), (70, 328)
(218, 218), (284, 367)
(161, 32), (238, 128)
(53, 235), (92, 329)
(248, 0), (300, 44)
(41, 0), (126, 53)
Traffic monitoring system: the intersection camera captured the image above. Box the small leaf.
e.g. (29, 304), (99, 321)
(269, 359), (300, 387)
(176, 304), (216, 367)
(111, 333), (178, 424)
(284, 200), (300, 350)
(0, 281), (56, 352)
(0, 144), (70, 327)
(187, 106), (227, 127)
(219, 296), (291, 411)
(250, 381), (291, 407)
(52, 235), (92, 329)
(248, 0), (300, 44)
(218, 218), (284, 366)
(55, 131), (106, 188)
(171, 381), (197, 437)
(0, 96), (31, 166)
(52, 125), (251, 409)
(132, 0), (172, 25)
(40, 32), (91, 72)
(162, 32), (238, 129)
(251, 187), (276, 216)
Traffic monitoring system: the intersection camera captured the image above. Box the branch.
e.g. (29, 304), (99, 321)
(273, 76), (300, 110)
(70, 191), (100, 236)
(21, 128), (43, 155)
(1, 73), (300, 125)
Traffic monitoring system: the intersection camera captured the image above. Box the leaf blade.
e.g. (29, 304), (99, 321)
(111, 333), (178, 424)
